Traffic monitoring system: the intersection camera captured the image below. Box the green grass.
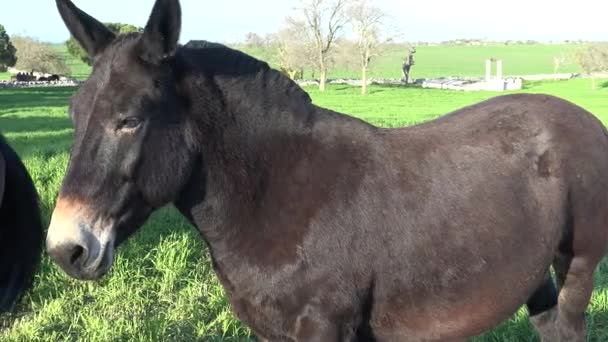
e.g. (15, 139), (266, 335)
(53, 44), (91, 80)
(0, 79), (607, 341)
(0, 45), (91, 81)
(3, 43), (586, 81)
(240, 43), (585, 80)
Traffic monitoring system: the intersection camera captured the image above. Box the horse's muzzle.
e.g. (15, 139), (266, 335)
(46, 197), (115, 280)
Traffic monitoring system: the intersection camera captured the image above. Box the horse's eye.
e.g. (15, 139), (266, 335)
(118, 117), (142, 132)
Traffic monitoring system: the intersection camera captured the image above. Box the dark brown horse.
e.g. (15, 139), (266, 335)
(0, 134), (43, 312)
(47, 0), (608, 340)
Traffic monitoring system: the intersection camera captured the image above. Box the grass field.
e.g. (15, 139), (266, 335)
(0, 43), (586, 82)
(53, 44), (91, 80)
(0, 79), (607, 341)
(242, 43), (584, 80)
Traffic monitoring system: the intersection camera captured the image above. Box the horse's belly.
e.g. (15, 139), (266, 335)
(371, 283), (532, 341)
(370, 257), (549, 341)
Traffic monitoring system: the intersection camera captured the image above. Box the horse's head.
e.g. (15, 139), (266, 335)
(47, 0), (198, 280)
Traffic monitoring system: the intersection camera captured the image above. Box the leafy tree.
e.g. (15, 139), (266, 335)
(0, 24), (17, 71)
(12, 35), (70, 75)
(65, 22), (143, 65)
(275, 19), (316, 80)
(573, 43), (608, 90)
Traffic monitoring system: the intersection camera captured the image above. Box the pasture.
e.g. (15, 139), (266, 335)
(0, 79), (607, 341)
(242, 43), (584, 80)
(0, 43), (583, 82)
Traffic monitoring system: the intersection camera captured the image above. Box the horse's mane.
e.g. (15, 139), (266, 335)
(178, 40), (312, 106)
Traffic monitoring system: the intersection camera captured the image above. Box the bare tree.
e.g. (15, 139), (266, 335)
(553, 55), (566, 80)
(244, 32), (265, 48)
(296, 0), (351, 91)
(12, 35), (69, 75)
(276, 19), (315, 80)
(573, 43), (608, 90)
(348, 0), (387, 94)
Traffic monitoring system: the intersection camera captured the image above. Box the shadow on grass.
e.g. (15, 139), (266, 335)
(0, 116), (72, 135)
(0, 87), (76, 112)
(600, 81), (608, 89)
(5, 130), (73, 161)
(365, 83), (421, 94)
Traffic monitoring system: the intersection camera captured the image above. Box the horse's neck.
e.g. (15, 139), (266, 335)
(174, 105), (320, 281)
(175, 71), (318, 237)
(174, 64), (374, 278)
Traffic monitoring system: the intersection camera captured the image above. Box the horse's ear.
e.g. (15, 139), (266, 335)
(56, 0), (115, 58)
(138, 0), (181, 65)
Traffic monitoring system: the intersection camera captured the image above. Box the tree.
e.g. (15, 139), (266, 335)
(65, 22), (142, 65)
(296, 0), (351, 91)
(275, 19), (316, 80)
(573, 43), (608, 90)
(553, 55), (566, 80)
(11, 35), (70, 75)
(244, 32), (265, 48)
(348, 0), (387, 94)
(0, 24), (16, 71)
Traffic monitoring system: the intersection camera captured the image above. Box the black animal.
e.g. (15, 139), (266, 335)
(0, 135), (43, 312)
(15, 73), (36, 82)
(47, 0), (608, 341)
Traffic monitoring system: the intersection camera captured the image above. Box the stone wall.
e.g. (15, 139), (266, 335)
(0, 80), (82, 89)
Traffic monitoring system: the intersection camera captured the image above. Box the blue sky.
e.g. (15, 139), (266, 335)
(2, 0), (607, 43)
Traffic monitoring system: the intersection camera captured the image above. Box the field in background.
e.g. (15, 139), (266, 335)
(53, 44), (91, 80)
(0, 78), (607, 341)
(0, 45), (91, 82)
(1, 43), (585, 82)
(242, 43), (584, 80)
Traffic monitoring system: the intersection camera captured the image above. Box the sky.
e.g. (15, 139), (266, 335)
(1, 0), (607, 44)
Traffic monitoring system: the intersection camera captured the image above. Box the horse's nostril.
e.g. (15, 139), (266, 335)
(69, 245), (86, 266)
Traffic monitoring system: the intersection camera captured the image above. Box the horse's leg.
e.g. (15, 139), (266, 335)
(527, 271), (558, 341)
(552, 250), (597, 342)
(552, 194), (608, 342)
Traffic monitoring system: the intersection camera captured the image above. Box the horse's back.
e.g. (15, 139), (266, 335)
(366, 93), (608, 340)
